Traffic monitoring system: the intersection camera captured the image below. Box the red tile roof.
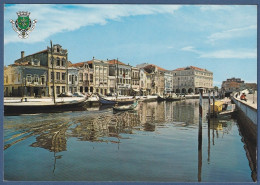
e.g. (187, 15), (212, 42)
(16, 49), (48, 61)
(107, 59), (127, 66)
(173, 66), (208, 72)
(144, 64), (167, 72)
(69, 62), (85, 67)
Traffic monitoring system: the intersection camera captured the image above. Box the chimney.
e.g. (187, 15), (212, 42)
(21, 51), (24, 58)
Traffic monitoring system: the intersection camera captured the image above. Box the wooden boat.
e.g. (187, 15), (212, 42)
(165, 96), (185, 101)
(113, 101), (138, 112)
(207, 101), (236, 119)
(4, 97), (87, 115)
(157, 95), (166, 101)
(98, 95), (134, 105)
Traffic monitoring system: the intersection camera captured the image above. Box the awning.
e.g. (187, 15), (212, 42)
(133, 89), (140, 92)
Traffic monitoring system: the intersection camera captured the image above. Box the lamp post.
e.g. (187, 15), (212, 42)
(253, 90), (255, 104)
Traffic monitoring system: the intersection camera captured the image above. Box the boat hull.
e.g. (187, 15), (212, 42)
(99, 96), (134, 105)
(4, 100), (87, 115)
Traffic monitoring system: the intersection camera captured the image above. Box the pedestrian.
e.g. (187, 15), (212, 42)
(240, 93), (247, 102)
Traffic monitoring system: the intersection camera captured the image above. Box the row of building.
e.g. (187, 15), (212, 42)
(221, 77), (257, 94)
(4, 44), (214, 97)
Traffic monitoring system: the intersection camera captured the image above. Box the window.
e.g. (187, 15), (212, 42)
(27, 75), (32, 82)
(90, 74), (93, 82)
(120, 68), (122, 75)
(18, 74), (21, 82)
(62, 58), (66, 66)
(56, 72), (60, 80)
(62, 86), (65, 93)
(62, 73), (66, 80)
(56, 86), (60, 94)
(85, 74), (88, 81)
(56, 58), (60, 66)
(79, 73), (83, 82)
(34, 75), (39, 83)
(41, 75), (45, 84)
(71, 75), (75, 84)
(51, 72), (54, 80)
(69, 75), (72, 82)
(75, 75), (77, 81)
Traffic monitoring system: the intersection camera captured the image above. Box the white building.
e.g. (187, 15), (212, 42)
(68, 66), (79, 94)
(172, 66), (213, 94)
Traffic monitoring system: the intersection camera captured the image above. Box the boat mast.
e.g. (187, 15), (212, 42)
(51, 40), (56, 103)
(116, 58), (119, 99)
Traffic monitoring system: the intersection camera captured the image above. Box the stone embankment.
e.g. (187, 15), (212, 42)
(231, 91), (257, 181)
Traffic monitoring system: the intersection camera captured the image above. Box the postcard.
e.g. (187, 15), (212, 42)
(3, 3), (258, 183)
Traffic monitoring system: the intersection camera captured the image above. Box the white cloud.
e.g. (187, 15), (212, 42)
(208, 25), (257, 43)
(181, 46), (256, 59)
(4, 4), (181, 44)
(199, 5), (234, 11)
(200, 49), (256, 59)
(181, 46), (201, 54)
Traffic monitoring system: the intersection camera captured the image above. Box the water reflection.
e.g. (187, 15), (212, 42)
(4, 99), (253, 181)
(4, 100), (233, 153)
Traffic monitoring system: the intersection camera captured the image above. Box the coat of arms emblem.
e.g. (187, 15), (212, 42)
(10, 11), (37, 39)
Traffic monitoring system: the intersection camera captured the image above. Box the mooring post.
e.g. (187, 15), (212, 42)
(208, 90), (211, 120)
(199, 88), (203, 147)
(198, 88), (203, 182)
(213, 90), (215, 118)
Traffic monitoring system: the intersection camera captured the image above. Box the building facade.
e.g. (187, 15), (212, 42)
(89, 58), (109, 95)
(142, 64), (166, 96)
(131, 67), (140, 96)
(4, 57), (48, 97)
(13, 44), (69, 97)
(164, 71), (173, 94)
(221, 77), (245, 93)
(172, 66), (213, 94)
(108, 59), (131, 96)
(68, 66), (79, 94)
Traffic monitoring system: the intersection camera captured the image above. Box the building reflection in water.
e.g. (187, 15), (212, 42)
(4, 100), (235, 168)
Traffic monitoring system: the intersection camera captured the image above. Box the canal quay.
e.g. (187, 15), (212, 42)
(4, 98), (256, 182)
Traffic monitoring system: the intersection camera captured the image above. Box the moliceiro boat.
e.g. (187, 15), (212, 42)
(165, 96), (185, 101)
(207, 100), (236, 119)
(97, 94), (135, 105)
(113, 100), (138, 112)
(4, 97), (87, 115)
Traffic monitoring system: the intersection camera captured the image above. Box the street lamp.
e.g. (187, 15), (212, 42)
(253, 90), (255, 104)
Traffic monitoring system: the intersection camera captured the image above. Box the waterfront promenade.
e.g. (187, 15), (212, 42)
(233, 91), (257, 109)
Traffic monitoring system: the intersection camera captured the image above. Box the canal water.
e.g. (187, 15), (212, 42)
(4, 99), (253, 182)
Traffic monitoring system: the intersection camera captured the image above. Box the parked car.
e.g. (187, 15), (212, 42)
(58, 92), (73, 97)
(73, 92), (85, 97)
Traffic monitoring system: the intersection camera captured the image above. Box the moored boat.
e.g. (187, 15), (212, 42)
(157, 95), (166, 101)
(4, 97), (87, 115)
(165, 96), (185, 101)
(98, 94), (135, 105)
(207, 100), (236, 119)
(113, 100), (138, 112)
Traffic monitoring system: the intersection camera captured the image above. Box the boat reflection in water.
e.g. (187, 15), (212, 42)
(4, 99), (254, 182)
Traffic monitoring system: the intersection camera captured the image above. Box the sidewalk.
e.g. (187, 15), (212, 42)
(234, 92), (257, 110)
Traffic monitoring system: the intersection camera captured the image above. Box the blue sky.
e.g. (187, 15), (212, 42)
(4, 4), (257, 87)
